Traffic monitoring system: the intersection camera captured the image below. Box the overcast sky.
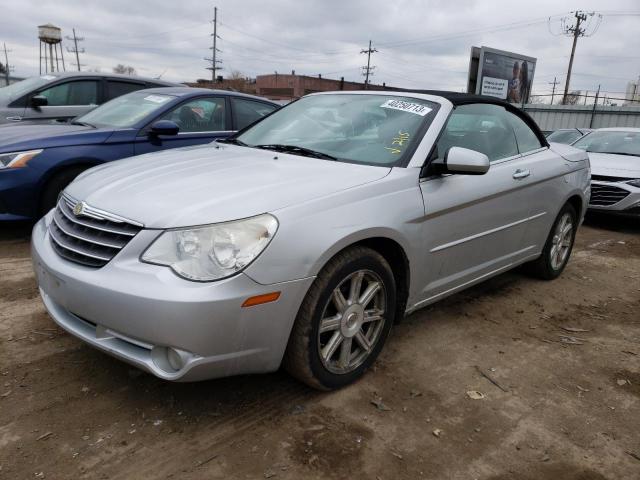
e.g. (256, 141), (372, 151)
(1, 0), (639, 100)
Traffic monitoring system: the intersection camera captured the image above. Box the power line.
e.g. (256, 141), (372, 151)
(360, 40), (377, 89)
(552, 11), (602, 104)
(65, 28), (85, 71)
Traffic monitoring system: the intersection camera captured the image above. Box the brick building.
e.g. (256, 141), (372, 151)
(255, 72), (395, 100)
(188, 72), (397, 101)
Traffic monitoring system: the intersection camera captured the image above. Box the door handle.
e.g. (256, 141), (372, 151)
(6, 116), (22, 122)
(513, 169), (530, 180)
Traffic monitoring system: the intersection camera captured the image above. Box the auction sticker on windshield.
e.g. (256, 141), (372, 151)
(380, 99), (432, 116)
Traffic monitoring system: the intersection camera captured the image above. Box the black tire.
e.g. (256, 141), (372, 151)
(283, 246), (396, 390)
(525, 203), (577, 280)
(39, 167), (87, 217)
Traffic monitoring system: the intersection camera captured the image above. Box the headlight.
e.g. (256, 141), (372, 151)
(0, 149), (43, 169)
(141, 214), (278, 281)
(626, 178), (640, 188)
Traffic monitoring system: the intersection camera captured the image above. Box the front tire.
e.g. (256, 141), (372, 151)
(526, 203), (577, 280)
(283, 246), (396, 390)
(40, 167), (87, 217)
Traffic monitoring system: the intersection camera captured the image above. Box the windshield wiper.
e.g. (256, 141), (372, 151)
(593, 151), (639, 158)
(70, 120), (95, 128)
(217, 138), (248, 146)
(253, 144), (337, 160)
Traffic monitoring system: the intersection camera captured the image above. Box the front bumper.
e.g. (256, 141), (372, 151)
(588, 181), (640, 216)
(31, 215), (314, 381)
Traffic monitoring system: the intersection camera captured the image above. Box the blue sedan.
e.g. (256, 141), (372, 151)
(0, 87), (279, 220)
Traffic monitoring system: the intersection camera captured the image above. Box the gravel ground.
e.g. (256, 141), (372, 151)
(1, 214), (639, 480)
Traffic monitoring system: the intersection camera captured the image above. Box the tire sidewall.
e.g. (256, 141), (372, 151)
(543, 203), (577, 278)
(307, 252), (396, 389)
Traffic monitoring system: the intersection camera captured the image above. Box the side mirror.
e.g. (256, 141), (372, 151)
(431, 147), (490, 175)
(149, 120), (180, 137)
(31, 95), (48, 108)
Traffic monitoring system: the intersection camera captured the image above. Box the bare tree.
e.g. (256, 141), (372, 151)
(0, 62), (6, 75)
(564, 90), (582, 105)
(113, 64), (137, 76)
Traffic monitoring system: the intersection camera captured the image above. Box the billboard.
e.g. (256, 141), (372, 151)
(468, 46), (536, 104)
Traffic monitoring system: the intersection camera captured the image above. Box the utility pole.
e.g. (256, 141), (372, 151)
(548, 76), (559, 105)
(559, 11), (601, 104)
(205, 6), (222, 82)
(589, 84), (600, 128)
(2, 42), (12, 85)
(360, 40), (377, 89)
(65, 28), (85, 71)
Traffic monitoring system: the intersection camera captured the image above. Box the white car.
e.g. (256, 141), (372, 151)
(572, 128), (640, 216)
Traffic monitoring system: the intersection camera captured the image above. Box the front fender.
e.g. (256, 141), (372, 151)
(243, 168), (424, 287)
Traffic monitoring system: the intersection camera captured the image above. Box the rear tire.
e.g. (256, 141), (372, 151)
(525, 203), (577, 280)
(40, 167), (87, 217)
(283, 246), (396, 390)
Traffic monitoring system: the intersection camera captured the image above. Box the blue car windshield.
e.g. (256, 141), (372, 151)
(237, 94), (438, 167)
(0, 76), (52, 103)
(76, 91), (175, 128)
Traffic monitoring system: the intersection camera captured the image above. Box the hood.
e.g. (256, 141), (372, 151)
(66, 143), (391, 228)
(0, 123), (114, 152)
(588, 152), (640, 178)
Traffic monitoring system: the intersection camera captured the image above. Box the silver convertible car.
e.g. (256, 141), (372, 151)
(31, 91), (590, 390)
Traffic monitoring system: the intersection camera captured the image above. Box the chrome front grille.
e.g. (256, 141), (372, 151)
(49, 195), (143, 267)
(589, 183), (630, 207)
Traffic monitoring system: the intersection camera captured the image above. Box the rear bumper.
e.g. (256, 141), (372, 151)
(31, 215), (314, 381)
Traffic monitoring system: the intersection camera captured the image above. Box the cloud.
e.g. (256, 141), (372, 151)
(1, 0), (638, 99)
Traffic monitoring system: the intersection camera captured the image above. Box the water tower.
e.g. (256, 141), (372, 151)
(38, 23), (66, 74)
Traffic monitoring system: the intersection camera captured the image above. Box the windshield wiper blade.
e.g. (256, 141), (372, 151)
(253, 144), (337, 160)
(217, 138), (247, 146)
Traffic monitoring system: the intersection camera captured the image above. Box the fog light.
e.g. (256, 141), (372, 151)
(151, 346), (191, 373)
(167, 347), (183, 371)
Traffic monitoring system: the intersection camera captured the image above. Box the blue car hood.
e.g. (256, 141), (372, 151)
(0, 123), (115, 152)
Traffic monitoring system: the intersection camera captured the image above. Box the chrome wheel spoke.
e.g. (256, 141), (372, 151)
(322, 331), (343, 361)
(332, 288), (348, 313)
(348, 271), (364, 304)
(359, 281), (381, 308)
(339, 337), (352, 368)
(363, 309), (383, 324)
(355, 329), (372, 352)
(319, 314), (342, 333)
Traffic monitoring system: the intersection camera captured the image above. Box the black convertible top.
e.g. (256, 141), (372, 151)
(396, 89), (549, 147)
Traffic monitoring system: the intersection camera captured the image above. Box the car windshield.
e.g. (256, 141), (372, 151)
(0, 76), (53, 103)
(547, 130), (583, 144)
(236, 94), (438, 166)
(75, 91), (175, 128)
(573, 130), (640, 158)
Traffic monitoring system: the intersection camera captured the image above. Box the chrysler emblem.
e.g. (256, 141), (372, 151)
(73, 201), (87, 217)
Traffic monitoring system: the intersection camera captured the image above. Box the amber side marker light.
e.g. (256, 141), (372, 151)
(242, 292), (281, 307)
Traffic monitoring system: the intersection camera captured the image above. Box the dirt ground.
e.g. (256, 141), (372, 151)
(1, 214), (639, 480)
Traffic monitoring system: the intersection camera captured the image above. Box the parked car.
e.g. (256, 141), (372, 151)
(546, 128), (592, 144)
(572, 127), (640, 216)
(0, 72), (179, 125)
(31, 91), (590, 389)
(0, 87), (279, 220)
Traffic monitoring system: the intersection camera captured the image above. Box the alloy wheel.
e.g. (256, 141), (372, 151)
(317, 270), (387, 374)
(550, 212), (573, 270)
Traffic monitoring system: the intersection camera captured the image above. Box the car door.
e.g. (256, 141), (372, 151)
(134, 96), (232, 155)
(22, 79), (100, 122)
(416, 103), (540, 303)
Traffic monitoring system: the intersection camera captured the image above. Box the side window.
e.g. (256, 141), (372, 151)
(106, 81), (144, 101)
(38, 80), (99, 106)
(435, 103), (519, 162)
(232, 98), (277, 130)
(158, 97), (226, 133)
(506, 112), (543, 154)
